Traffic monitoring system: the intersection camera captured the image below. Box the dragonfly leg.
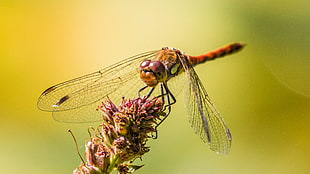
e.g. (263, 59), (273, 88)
(163, 82), (176, 106)
(160, 83), (165, 104)
(161, 82), (176, 117)
(152, 82), (176, 139)
(138, 85), (148, 97)
(138, 85), (155, 98)
(155, 84), (167, 100)
(146, 87), (155, 98)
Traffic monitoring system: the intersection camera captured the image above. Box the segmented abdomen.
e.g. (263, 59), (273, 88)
(188, 43), (245, 66)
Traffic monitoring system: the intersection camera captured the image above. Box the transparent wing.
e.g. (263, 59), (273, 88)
(180, 56), (232, 155)
(52, 78), (166, 123)
(52, 102), (102, 123)
(37, 50), (160, 122)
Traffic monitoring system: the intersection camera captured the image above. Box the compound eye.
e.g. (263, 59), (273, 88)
(140, 60), (151, 68)
(149, 61), (165, 73)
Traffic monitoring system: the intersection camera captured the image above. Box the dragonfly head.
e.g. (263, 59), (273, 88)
(139, 60), (168, 87)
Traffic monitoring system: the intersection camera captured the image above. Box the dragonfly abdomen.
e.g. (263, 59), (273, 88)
(188, 43), (245, 66)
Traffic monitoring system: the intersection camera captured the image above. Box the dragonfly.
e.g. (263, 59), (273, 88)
(38, 43), (245, 155)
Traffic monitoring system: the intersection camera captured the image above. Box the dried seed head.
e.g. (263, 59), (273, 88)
(73, 97), (166, 174)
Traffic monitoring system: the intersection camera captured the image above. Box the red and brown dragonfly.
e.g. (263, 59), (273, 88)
(38, 43), (245, 155)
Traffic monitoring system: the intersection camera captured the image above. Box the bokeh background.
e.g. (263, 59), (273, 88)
(1, 0), (309, 173)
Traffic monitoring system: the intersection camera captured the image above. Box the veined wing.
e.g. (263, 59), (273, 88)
(37, 50), (159, 112)
(51, 75), (166, 123)
(180, 55), (232, 155)
(52, 72), (172, 123)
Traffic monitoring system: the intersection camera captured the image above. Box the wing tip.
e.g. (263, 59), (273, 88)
(205, 128), (232, 155)
(41, 86), (57, 96)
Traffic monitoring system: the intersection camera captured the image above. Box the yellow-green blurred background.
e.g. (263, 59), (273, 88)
(1, 0), (309, 173)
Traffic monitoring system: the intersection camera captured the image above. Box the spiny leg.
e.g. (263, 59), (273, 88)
(159, 83), (167, 105)
(151, 84), (165, 139)
(156, 83), (176, 108)
(163, 82), (176, 106)
(146, 87), (155, 98)
(138, 85), (155, 98)
(161, 82), (176, 117)
(153, 82), (176, 138)
(138, 85), (148, 97)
